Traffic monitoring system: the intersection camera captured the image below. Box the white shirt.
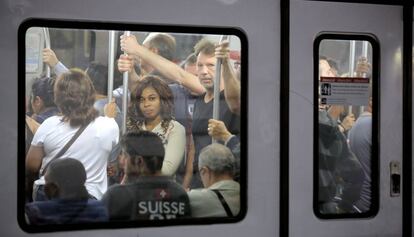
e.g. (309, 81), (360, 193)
(53, 61), (69, 76)
(32, 116), (119, 199)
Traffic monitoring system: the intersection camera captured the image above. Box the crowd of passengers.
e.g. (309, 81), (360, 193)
(24, 33), (242, 224)
(318, 56), (372, 214)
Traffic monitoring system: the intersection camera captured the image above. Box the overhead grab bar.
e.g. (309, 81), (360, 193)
(107, 31), (116, 102)
(43, 28), (51, 78)
(121, 31), (131, 134)
(212, 35), (230, 143)
(348, 40), (356, 115)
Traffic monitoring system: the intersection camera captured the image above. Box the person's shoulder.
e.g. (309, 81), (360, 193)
(195, 93), (206, 101)
(38, 115), (62, 129)
(188, 188), (212, 199)
(169, 83), (188, 94)
(351, 115), (372, 132)
(87, 199), (107, 208)
(93, 98), (107, 108)
(165, 178), (187, 190)
(113, 86), (123, 94)
(226, 135), (240, 147)
(106, 183), (125, 193)
(168, 83), (180, 91)
(142, 177), (185, 191)
(188, 189), (217, 209)
(359, 114), (372, 123)
(26, 200), (60, 211)
(95, 115), (113, 122)
(42, 115), (61, 123)
(95, 116), (119, 128)
(102, 184), (129, 200)
(80, 200), (109, 222)
(26, 201), (42, 210)
(219, 90), (230, 101)
(170, 120), (185, 130)
(215, 180), (240, 190)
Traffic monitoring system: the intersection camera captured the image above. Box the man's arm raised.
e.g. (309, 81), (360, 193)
(120, 34), (205, 95)
(216, 41), (241, 115)
(117, 54), (141, 93)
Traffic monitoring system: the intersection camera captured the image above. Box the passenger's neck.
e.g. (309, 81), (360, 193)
(145, 116), (162, 131)
(208, 174), (234, 188)
(204, 90), (215, 102)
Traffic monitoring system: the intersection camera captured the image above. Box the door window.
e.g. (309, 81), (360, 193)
(314, 33), (379, 218)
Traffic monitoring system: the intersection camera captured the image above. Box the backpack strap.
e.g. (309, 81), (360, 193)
(212, 189), (234, 217)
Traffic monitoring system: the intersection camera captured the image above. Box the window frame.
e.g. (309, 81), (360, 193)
(313, 32), (380, 219)
(18, 18), (248, 233)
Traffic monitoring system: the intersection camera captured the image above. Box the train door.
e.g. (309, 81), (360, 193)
(5, 0), (282, 236)
(411, 5), (414, 236)
(288, 1), (404, 236)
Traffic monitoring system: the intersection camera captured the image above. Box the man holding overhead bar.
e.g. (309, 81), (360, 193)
(118, 33), (197, 187)
(120, 35), (240, 189)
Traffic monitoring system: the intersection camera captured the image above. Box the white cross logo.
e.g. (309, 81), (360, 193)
(160, 190), (167, 198)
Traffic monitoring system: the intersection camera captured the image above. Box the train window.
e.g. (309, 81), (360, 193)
(314, 33), (379, 218)
(19, 19), (247, 232)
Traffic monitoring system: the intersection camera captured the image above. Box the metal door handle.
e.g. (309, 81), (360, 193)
(390, 161), (400, 197)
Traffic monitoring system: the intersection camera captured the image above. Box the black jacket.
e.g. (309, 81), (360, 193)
(318, 110), (364, 213)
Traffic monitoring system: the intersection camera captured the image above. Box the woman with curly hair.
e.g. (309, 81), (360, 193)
(26, 69), (119, 201)
(127, 75), (185, 177)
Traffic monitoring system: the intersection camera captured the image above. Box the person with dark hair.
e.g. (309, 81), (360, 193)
(26, 69), (119, 201)
(118, 35), (199, 189)
(25, 158), (108, 225)
(28, 76), (59, 124)
(86, 61), (109, 96)
(318, 109), (364, 214)
(117, 33), (195, 127)
(102, 131), (191, 220)
(86, 62), (122, 127)
(188, 143), (240, 217)
(25, 76), (59, 158)
(127, 75), (185, 176)
(120, 37), (240, 189)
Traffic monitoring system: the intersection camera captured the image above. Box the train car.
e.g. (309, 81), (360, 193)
(0, 0), (412, 236)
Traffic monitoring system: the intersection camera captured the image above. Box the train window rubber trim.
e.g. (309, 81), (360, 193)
(313, 32), (380, 219)
(18, 18), (248, 233)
